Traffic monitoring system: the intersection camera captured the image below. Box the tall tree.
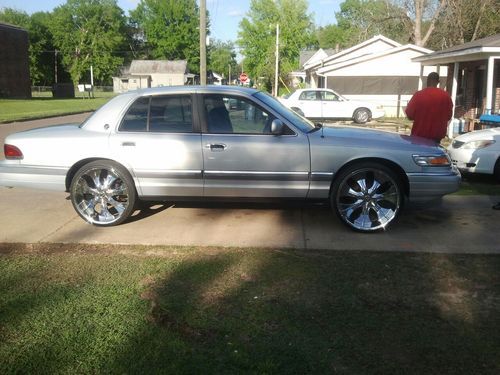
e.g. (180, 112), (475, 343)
(130, 0), (203, 73)
(49, 0), (128, 85)
(238, 0), (315, 93)
(208, 39), (238, 79)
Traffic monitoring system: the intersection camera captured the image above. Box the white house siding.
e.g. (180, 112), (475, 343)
(321, 48), (446, 117)
(150, 73), (185, 87)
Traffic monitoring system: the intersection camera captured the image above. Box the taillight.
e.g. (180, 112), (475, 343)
(4, 144), (24, 160)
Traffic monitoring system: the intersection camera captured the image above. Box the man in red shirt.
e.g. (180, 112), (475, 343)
(405, 72), (453, 143)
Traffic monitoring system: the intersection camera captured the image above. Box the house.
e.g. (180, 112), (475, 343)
(0, 22), (31, 98)
(413, 33), (500, 132)
(302, 35), (443, 117)
(113, 60), (190, 93)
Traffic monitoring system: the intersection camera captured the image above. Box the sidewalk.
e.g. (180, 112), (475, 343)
(1, 187), (499, 253)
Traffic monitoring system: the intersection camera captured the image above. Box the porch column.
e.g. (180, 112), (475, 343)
(448, 62), (459, 138)
(485, 56), (495, 114)
(418, 64), (424, 90)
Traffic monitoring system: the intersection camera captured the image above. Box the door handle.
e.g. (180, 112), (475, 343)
(121, 142), (136, 147)
(205, 143), (227, 151)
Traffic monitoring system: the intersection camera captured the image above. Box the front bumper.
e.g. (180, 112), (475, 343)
(407, 167), (461, 201)
(447, 147), (496, 175)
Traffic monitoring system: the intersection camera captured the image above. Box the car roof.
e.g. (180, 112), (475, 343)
(131, 85), (260, 97)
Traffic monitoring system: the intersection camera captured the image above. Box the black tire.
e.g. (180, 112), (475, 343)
(353, 108), (371, 124)
(291, 107), (305, 117)
(70, 160), (137, 226)
(330, 162), (404, 232)
(494, 158), (500, 182)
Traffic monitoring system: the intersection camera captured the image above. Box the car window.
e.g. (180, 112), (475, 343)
(149, 95), (192, 133)
(299, 91), (318, 101)
(321, 91), (339, 101)
(204, 95), (277, 135)
(120, 97), (149, 132)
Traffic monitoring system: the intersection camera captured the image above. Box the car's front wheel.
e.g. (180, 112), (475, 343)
(331, 162), (403, 232)
(70, 160), (137, 226)
(353, 108), (371, 124)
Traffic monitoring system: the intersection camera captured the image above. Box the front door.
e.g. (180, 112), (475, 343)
(201, 94), (310, 198)
(298, 90), (323, 118)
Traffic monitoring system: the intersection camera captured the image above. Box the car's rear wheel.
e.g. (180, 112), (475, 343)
(331, 162), (403, 232)
(353, 108), (371, 124)
(70, 160), (136, 226)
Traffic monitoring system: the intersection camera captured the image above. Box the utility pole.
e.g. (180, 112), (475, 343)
(228, 64), (231, 85)
(274, 23), (279, 97)
(54, 50), (58, 84)
(200, 0), (207, 85)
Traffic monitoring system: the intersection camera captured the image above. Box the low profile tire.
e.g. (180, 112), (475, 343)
(494, 158), (500, 182)
(70, 160), (137, 226)
(330, 162), (403, 232)
(291, 107), (305, 117)
(353, 108), (371, 124)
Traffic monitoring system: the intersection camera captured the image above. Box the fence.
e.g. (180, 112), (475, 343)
(31, 86), (114, 98)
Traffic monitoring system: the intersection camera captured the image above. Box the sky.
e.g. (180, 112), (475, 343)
(0, 0), (342, 46)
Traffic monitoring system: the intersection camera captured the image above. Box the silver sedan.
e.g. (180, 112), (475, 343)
(0, 86), (460, 232)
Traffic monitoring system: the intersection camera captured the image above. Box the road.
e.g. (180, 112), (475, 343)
(1, 114), (499, 253)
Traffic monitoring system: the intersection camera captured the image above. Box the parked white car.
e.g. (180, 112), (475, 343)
(279, 88), (385, 124)
(447, 128), (500, 180)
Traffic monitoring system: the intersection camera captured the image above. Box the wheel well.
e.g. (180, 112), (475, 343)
(65, 158), (126, 192)
(330, 158), (410, 197)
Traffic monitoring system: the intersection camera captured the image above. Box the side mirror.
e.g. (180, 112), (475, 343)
(271, 119), (284, 135)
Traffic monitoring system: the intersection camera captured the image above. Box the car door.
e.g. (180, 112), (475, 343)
(200, 93), (310, 198)
(319, 90), (346, 118)
(297, 90), (323, 118)
(109, 94), (203, 197)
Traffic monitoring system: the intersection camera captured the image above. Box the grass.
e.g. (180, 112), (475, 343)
(454, 173), (500, 196)
(1, 243), (499, 374)
(0, 92), (115, 123)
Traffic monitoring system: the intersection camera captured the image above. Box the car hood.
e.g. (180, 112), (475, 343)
(315, 125), (441, 151)
(453, 127), (500, 142)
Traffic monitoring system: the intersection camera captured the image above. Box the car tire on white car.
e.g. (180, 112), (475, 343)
(70, 160), (137, 226)
(330, 162), (403, 232)
(353, 108), (371, 124)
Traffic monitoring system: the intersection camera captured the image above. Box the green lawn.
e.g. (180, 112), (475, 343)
(0, 93), (114, 123)
(1, 244), (499, 374)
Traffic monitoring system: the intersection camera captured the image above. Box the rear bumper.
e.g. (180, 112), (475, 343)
(371, 109), (385, 119)
(0, 162), (67, 191)
(407, 168), (461, 201)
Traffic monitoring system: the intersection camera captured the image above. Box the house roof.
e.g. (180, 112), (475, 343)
(414, 33), (500, 65)
(0, 21), (28, 33)
(304, 35), (402, 70)
(129, 60), (188, 74)
(317, 44), (432, 75)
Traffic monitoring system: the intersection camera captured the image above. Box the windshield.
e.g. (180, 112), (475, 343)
(253, 91), (315, 132)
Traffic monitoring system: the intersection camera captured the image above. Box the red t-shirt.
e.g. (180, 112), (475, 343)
(405, 87), (453, 141)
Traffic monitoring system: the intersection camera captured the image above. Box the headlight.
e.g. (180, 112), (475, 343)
(413, 154), (451, 166)
(461, 140), (495, 149)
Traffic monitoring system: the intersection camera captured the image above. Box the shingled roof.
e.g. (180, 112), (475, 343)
(129, 60), (188, 74)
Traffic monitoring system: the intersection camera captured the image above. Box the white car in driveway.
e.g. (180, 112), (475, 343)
(279, 88), (385, 124)
(447, 127), (500, 180)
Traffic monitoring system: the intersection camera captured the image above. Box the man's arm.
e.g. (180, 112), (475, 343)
(405, 94), (417, 120)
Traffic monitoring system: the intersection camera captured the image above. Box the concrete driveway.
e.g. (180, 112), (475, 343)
(1, 114), (499, 253)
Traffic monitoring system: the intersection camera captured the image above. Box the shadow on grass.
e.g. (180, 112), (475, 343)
(456, 173), (500, 196)
(110, 250), (500, 374)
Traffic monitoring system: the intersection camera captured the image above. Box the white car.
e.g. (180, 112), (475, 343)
(279, 88), (385, 124)
(447, 128), (500, 180)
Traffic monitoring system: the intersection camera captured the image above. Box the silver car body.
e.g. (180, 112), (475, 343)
(0, 86), (460, 230)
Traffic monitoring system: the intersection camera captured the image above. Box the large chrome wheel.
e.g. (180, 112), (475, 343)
(331, 163), (403, 232)
(70, 160), (136, 226)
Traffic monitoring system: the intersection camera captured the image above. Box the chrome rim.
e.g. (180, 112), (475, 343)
(355, 110), (369, 123)
(336, 168), (400, 231)
(73, 167), (130, 224)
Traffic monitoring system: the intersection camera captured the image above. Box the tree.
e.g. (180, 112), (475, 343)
(208, 39), (238, 80)
(316, 24), (348, 49)
(238, 0), (316, 93)
(49, 0), (128, 85)
(0, 8), (56, 85)
(130, 0), (204, 73)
